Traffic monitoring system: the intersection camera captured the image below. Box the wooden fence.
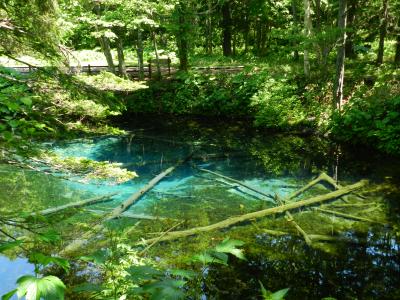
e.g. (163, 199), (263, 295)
(7, 62), (245, 80)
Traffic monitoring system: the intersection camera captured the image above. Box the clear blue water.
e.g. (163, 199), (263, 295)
(0, 256), (34, 297)
(1, 118), (400, 299)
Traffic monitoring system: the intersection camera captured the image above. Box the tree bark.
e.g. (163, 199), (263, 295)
(116, 37), (127, 77)
(222, 1), (232, 56)
(206, 0), (213, 55)
(303, 0), (312, 77)
(376, 0), (389, 65)
(291, 0), (300, 61)
(177, 1), (189, 71)
(345, 0), (357, 59)
(396, 32), (400, 65)
(99, 37), (115, 73)
(136, 29), (145, 80)
(333, 0), (347, 110)
(152, 30), (162, 79)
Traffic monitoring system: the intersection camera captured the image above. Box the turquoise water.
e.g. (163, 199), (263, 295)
(1, 118), (399, 299)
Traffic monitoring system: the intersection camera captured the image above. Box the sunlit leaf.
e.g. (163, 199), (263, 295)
(0, 240), (23, 253)
(215, 238), (246, 260)
(16, 275), (66, 300)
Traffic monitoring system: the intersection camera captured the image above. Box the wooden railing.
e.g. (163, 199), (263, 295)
(5, 62), (245, 79)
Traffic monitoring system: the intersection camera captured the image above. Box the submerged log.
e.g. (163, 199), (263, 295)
(31, 193), (119, 217)
(314, 207), (385, 224)
(62, 152), (193, 255)
(138, 179), (368, 244)
(198, 168), (275, 201)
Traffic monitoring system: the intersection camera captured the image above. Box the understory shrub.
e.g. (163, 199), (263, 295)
(330, 95), (400, 155)
(250, 76), (307, 130)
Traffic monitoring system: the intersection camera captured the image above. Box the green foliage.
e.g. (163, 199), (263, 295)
(330, 95), (400, 155)
(259, 281), (289, 300)
(10, 275), (66, 300)
(192, 238), (246, 265)
(251, 76), (306, 130)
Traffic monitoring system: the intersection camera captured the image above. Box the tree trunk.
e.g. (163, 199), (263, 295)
(395, 31), (400, 65)
(303, 0), (312, 77)
(222, 1), (232, 56)
(99, 36), (115, 73)
(333, 0), (347, 110)
(116, 37), (127, 77)
(376, 0), (389, 65)
(177, 2), (189, 71)
(291, 0), (300, 61)
(136, 29), (144, 80)
(206, 0), (213, 55)
(152, 30), (162, 79)
(345, 0), (357, 59)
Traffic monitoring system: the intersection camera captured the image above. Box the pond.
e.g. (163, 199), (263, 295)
(1, 117), (399, 299)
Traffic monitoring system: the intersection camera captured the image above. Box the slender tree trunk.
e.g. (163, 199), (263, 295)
(232, 31), (237, 56)
(244, 14), (250, 54)
(206, 0), (213, 55)
(303, 0), (312, 78)
(116, 37), (126, 77)
(222, 1), (232, 56)
(152, 30), (162, 79)
(291, 0), (300, 61)
(177, 2), (189, 70)
(395, 30), (400, 65)
(333, 0), (347, 110)
(376, 0), (389, 65)
(99, 36), (115, 73)
(345, 0), (357, 59)
(136, 29), (144, 80)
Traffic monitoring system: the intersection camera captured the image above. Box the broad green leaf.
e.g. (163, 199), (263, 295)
(16, 275), (66, 300)
(36, 230), (60, 243)
(269, 288), (289, 300)
(0, 240), (23, 253)
(126, 265), (163, 281)
(142, 279), (186, 300)
(20, 97), (32, 106)
(1, 289), (17, 300)
(80, 249), (111, 265)
(168, 269), (197, 279)
(29, 253), (70, 272)
(215, 238), (246, 260)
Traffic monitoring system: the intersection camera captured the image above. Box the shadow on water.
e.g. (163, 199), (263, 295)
(1, 117), (400, 299)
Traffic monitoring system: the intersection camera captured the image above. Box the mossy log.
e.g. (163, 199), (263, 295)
(61, 152), (193, 255)
(31, 192), (119, 216)
(138, 179), (368, 245)
(198, 168), (275, 201)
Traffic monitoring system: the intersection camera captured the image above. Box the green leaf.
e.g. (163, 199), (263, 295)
(0, 240), (23, 253)
(36, 230), (61, 244)
(269, 288), (289, 300)
(192, 251), (228, 265)
(16, 275), (66, 300)
(29, 253), (70, 272)
(168, 269), (197, 279)
(126, 265), (163, 281)
(142, 279), (186, 300)
(1, 289), (17, 300)
(215, 238), (246, 260)
(80, 249), (111, 265)
(20, 97), (32, 106)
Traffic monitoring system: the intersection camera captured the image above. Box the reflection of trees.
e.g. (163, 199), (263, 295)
(249, 136), (331, 177)
(0, 164), (89, 214)
(204, 231), (400, 299)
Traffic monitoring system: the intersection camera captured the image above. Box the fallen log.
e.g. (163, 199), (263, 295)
(62, 152), (193, 255)
(287, 173), (339, 200)
(313, 207), (384, 224)
(137, 179), (368, 244)
(275, 194), (312, 246)
(262, 229), (366, 243)
(31, 193), (119, 217)
(198, 168), (275, 201)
